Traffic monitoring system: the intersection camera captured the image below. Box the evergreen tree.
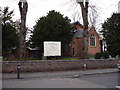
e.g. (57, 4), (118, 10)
(30, 10), (72, 56)
(1, 7), (19, 57)
(102, 13), (120, 57)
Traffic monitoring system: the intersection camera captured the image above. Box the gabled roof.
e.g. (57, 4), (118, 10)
(88, 25), (100, 38)
(71, 22), (100, 39)
(72, 21), (83, 27)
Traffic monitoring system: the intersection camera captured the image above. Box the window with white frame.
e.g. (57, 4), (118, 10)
(90, 34), (96, 47)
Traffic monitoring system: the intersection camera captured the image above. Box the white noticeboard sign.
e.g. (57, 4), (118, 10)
(44, 41), (61, 56)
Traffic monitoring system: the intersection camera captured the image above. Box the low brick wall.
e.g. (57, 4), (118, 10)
(2, 59), (118, 73)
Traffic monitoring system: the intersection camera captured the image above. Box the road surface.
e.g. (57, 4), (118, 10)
(2, 68), (119, 88)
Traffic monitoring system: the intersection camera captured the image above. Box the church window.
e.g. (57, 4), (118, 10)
(90, 34), (96, 47)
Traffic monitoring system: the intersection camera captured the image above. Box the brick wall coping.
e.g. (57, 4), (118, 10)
(1, 59), (118, 63)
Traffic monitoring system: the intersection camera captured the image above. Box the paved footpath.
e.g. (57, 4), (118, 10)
(3, 68), (118, 79)
(2, 68), (119, 88)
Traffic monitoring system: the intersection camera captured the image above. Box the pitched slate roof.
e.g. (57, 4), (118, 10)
(73, 29), (83, 38)
(72, 22), (83, 27)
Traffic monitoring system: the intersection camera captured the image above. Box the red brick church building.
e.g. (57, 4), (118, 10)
(70, 22), (101, 58)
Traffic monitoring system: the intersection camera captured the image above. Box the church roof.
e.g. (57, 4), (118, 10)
(73, 29), (83, 38)
(72, 21), (83, 27)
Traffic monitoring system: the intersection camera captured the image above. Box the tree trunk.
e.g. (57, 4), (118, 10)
(78, 1), (89, 59)
(18, 1), (28, 60)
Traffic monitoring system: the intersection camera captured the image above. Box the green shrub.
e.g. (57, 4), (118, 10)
(95, 52), (109, 59)
(95, 53), (102, 59)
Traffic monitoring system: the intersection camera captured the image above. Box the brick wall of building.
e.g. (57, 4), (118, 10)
(71, 38), (84, 58)
(70, 22), (101, 58)
(88, 26), (101, 56)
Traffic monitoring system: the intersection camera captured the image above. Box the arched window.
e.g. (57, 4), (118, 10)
(90, 35), (96, 47)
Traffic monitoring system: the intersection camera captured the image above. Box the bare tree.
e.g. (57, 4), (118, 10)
(65, 0), (83, 23)
(18, 0), (28, 60)
(64, 0), (89, 59)
(77, 0), (89, 29)
(72, 11), (81, 22)
(89, 5), (99, 27)
(77, 0), (89, 59)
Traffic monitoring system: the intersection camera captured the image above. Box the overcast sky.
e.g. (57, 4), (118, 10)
(0, 0), (119, 30)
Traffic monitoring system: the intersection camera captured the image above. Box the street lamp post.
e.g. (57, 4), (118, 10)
(76, 0), (89, 59)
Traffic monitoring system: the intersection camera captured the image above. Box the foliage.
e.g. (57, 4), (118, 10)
(30, 10), (72, 55)
(1, 7), (14, 25)
(95, 52), (109, 59)
(101, 13), (120, 57)
(2, 7), (19, 57)
(57, 57), (79, 60)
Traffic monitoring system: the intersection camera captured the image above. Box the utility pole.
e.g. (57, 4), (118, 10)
(18, 0), (28, 60)
(77, 0), (89, 59)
